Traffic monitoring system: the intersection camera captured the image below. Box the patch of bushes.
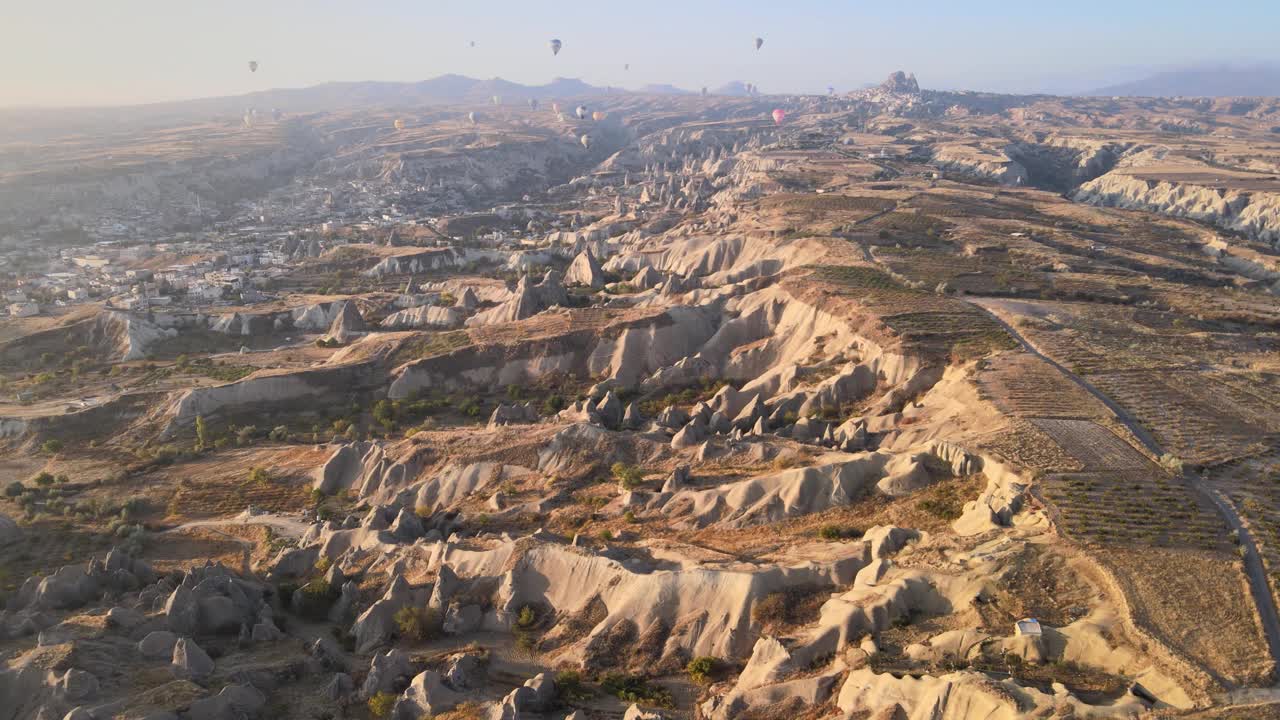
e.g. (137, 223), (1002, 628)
(817, 524), (861, 541)
(394, 605), (441, 642)
(555, 670), (591, 703)
(752, 586), (832, 632)
(610, 462), (644, 489)
(686, 656), (718, 684)
(367, 691), (398, 718)
(41, 439), (64, 454)
(599, 673), (673, 707)
(293, 579), (336, 620)
(917, 482), (965, 521)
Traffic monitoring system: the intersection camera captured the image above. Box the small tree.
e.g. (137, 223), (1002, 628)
(195, 415), (210, 451)
(41, 439), (63, 454)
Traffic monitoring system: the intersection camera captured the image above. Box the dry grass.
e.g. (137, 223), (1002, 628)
(1101, 546), (1275, 687)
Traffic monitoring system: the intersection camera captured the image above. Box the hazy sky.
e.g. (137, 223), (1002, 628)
(4, 0), (1279, 107)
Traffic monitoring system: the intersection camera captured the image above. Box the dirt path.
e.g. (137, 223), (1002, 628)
(969, 298), (1280, 673)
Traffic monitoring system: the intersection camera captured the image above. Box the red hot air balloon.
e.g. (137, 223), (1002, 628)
(772, 108), (786, 125)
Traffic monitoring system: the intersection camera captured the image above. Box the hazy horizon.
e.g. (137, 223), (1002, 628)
(5, 0), (1280, 108)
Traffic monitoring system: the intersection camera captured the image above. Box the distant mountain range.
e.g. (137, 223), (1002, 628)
(1087, 65), (1280, 97)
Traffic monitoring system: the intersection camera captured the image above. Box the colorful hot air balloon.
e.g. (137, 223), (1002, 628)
(754, 37), (764, 51)
(772, 109), (786, 125)
(394, 119), (405, 130)
(592, 111), (607, 122)
(575, 105), (587, 119)
(549, 39), (562, 56)
(580, 134), (591, 149)
(248, 60), (258, 72)
(468, 111), (478, 124)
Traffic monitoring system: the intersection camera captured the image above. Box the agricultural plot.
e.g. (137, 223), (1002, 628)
(1030, 418), (1152, 472)
(1087, 372), (1274, 467)
(974, 419), (1082, 473)
(976, 351), (1106, 419)
(1210, 452), (1280, 610)
(1043, 470), (1229, 550)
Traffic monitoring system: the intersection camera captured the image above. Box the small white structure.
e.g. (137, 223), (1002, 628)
(1015, 618), (1042, 637)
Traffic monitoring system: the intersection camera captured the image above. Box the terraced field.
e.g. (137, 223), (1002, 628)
(1044, 470), (1229, 550)
(1088, 372), (1273, 466)
(976, 352), (1105, 419)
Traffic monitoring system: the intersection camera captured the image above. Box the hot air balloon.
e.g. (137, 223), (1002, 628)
(580, 134), (591, 149)
(468, 112), (478, 124)
(271, 108), (283, 121)
(528, 98), (539, 110)
(394, 119), (405, 130)
(248, 60), (258, 72)
(575, 105), (587, 119)
(549, 39), (562, 56)
(754, 37), (763, 51)
(491, 95), (501, 106)
(772, 108), (786, 125)
(827, 86), (835, 96)
(592, 111), (607, 122)
(551, 102), (561, 114)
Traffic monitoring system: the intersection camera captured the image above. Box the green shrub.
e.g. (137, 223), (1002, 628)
(41, 439), (63, 454)
(236, 425), (258, 445)
(367, 691), (398, 718)
(686, 656), (718, 684)
(247, 467), (272, 485)
(555, 670), (591, 702)
(817, 524), (861, 541)
(516, 604), (538, 629)
(611, 462), (644, 489)
(541, 394), (566, 415)
(293, 579), (336, 620)
(4, 481), (23, 497)
(394, 605), (440, 642)
(33, 472), (55, 487)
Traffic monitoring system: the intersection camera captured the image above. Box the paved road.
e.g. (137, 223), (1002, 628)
(969, 298), (1280, 672)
